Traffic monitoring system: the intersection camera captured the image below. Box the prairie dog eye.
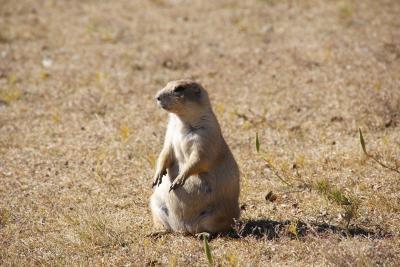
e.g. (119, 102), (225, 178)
(173, 86), (185, 93)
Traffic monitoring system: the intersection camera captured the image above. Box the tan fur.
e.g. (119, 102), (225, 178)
(150, 79), (240, 234)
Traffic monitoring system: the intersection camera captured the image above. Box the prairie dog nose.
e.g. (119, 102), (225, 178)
(155, 92), (164, 101)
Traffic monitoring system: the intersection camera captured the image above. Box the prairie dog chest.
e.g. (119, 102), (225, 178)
(167, 117), (196, 163)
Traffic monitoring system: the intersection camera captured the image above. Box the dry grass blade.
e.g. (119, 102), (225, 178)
(203, 235), (213, 265)
(261, 155), (292, 186)
(255, 132), (260, 153)
(359, 128), (400, 175)
(370, 156), (400, 175)
(359, 128), (368, 156)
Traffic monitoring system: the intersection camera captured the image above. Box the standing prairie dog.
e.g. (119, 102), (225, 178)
(150, 79), (240, 234)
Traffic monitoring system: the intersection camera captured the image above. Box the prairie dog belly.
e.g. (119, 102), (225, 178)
(151, 172), (215, 232)
(167, 171), (215, 218)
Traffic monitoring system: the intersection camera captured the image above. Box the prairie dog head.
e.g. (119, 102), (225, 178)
(155, 79), (210, 115)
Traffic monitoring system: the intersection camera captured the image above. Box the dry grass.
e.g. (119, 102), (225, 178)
(1, 0), (400, 266)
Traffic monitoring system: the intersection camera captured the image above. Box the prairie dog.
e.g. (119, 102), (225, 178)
(150, 79), (240, 234)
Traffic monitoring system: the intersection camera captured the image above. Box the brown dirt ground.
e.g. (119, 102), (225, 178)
(1, 0), (400, 266)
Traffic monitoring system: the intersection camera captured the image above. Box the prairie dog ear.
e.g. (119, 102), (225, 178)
(192, 84), (201, 98)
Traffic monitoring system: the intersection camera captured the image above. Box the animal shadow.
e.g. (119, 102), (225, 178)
(218, 219), (391, 240)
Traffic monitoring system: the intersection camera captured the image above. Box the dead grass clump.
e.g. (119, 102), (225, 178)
(76, 215), (130, 250)
(0, 88), (22, 105)
(0, 208), (11, 227)
(315, 178), (360, 228)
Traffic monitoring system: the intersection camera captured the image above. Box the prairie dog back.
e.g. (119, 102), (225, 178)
(150, 79), (240, 234)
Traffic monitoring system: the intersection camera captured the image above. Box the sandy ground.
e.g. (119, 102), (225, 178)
(1, 0), (400, 266)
